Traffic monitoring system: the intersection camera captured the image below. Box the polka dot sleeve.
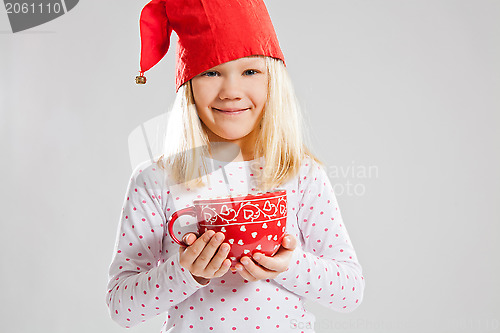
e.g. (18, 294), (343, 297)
(275, 159), (365, 312)
(106, 162), (207, 328)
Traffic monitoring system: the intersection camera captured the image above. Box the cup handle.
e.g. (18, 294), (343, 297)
(168, 207), (197, 245)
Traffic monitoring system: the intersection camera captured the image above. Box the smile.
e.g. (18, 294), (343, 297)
(213, 108), (249, 115)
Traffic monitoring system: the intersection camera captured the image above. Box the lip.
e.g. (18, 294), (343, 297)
(213, 107), (249, 114)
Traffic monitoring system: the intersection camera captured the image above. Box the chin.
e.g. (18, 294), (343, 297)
(214, 130), (253, 141)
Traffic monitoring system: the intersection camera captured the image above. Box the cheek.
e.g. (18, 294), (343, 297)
(191, 81), (211, 107)
(248, 85), (268, 108)
(196, 107), (212, 125)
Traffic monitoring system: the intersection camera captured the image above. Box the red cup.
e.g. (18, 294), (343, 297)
(168, 189), (287, 266)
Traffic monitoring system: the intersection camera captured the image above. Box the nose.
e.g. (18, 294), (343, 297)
(218, 76), (242, 100)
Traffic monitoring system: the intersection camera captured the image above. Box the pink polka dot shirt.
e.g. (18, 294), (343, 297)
(106, 156), (365, 332)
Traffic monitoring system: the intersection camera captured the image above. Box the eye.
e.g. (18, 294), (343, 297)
(201, 71), (219, 77)
(244, 69), (259, 76)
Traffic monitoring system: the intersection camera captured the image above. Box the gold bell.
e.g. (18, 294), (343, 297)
(135, 72), (147, 84)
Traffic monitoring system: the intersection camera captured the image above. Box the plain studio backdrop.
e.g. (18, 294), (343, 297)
(1, 1), (499, 332)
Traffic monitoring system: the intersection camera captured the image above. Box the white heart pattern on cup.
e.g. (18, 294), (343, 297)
(267, 235), (272, 240)
(221, 227), (226, 232)
(262, 223), (268, 229)
(251, 232), (257, 238)
(204, 212), (215, 221)
(240, 225), (246, 232)
(238, 239), (244, 245)
(243, 209), (254, 219)
(256, 244), (262, 250)
(220, 204), (231, 215)
(228, 239), (234, 244)
(243, 249), (250, 254)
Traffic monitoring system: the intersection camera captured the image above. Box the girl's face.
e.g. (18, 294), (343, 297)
(191, 56), (268, 155)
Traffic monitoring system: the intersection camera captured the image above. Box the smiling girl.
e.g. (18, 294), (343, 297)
(106, 1), (365, 331)
(192, 56), (268, 161)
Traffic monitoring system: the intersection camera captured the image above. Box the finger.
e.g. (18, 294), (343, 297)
(281, 234), (297, 250)
(207, 242), (231, 274)
(240, 256), (278, 280)
(235, 263), (257, 282)
(265, 235), (296, 259)
(212, 258), (232, 278)
(251, 252), (286, 272)
(265, 234), (296, 261)
(178, 233), (197, 255)
(182, 233), (198, 246)
(181, 230), (215, 263)
(192, 232), (225, 271)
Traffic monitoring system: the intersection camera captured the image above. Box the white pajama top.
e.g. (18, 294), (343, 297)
(106, 156), (365, 332)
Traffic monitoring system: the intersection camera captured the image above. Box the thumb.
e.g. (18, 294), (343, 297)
(282, 234), (297, 250)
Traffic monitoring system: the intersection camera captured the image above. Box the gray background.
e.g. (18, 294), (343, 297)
(1, 0), (499, 332)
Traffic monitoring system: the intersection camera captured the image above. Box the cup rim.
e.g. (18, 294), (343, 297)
(193, 188), (286, 204)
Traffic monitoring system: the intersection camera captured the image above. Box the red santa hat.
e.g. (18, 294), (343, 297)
(135, 0), (286, 91)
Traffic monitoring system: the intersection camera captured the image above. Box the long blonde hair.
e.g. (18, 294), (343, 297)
(156, 55), (322, 191)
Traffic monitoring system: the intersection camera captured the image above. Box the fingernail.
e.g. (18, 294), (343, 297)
(215, 233), (223, 241)
(253, 253), (262, 260)
(241, 258), (248, 265)
(236, 265), (243, 271)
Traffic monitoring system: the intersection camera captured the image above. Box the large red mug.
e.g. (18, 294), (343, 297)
(168, 189), (287, 266)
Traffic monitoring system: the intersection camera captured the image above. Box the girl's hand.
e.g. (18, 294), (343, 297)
(179, 230), (232, 285)
(234, 234), (297, 282)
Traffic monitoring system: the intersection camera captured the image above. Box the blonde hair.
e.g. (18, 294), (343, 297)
(156, 55), (322, 191)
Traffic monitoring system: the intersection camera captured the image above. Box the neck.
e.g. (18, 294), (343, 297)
(203, 126), (261, 162)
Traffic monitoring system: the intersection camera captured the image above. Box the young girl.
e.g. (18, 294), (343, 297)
(107, 0), (365, 331)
